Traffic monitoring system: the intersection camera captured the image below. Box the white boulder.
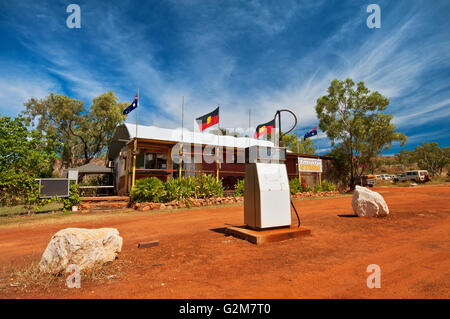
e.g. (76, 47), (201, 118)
(39, 228), (123, 274)
(352, 185), (389, 217)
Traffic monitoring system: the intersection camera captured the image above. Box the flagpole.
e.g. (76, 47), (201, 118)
(179, 96), (184, 179)
(298, 140), (301, 183)
(248, 109), (251, 147)
(132, 87), (139, 188)
(216, 104), (220, 182)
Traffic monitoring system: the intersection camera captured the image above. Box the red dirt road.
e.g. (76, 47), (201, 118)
(1, 185), (449, 298)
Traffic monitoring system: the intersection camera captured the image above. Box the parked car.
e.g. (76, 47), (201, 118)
(380, 174), (391, 181)
(398, 170), (431, 183)
(358, 174), (377, 187)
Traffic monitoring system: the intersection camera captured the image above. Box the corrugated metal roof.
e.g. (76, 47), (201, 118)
(123, 123), (275, 149)
(64, 163), (113, 174)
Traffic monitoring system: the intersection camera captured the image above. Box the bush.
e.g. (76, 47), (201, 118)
(289, 178), (304, 194)
(164, 177), (196, 202)
(194, 174), (224, 199)
(63, 184), (80, 211)
(234, 179), (244, 197)
(131, 174), (224, 204)
(321, 179), (336, 191)
(130, 177), (166, 203)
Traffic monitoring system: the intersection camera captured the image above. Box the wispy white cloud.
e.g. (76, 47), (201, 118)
(0, 0), (448, 155)
(0, 62), (60, 115)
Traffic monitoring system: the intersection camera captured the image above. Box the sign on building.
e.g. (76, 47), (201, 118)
(298, 157), (322, 173)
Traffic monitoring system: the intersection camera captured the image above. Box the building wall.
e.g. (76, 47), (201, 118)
(114, 140), (334, 194)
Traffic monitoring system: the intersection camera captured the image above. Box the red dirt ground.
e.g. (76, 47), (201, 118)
(1, 185), (449, 299)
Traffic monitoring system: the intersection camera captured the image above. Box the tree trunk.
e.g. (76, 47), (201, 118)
(349, 135), (355, 191)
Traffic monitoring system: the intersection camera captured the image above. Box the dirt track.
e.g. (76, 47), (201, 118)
(1, 185), (449, 298)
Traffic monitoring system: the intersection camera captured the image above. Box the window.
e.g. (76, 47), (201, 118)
(144, 152), (167, 169)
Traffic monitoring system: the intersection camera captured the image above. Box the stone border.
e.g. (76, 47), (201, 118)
(291, 190), (340, 198)
(132, 191), (341, 211)
(133, 196), (244, 211)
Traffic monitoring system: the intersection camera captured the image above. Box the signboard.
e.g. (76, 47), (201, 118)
(67, 170), (78, 182)
(298, 157), (322, 173)
(37, 178), (70, 198)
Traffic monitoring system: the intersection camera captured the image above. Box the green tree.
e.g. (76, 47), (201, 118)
(412, 142), (449, 176)
(0, 116), (57, 210)
(281, 133), (316, 154)
(395, 150), (415, 170)
(23, 91), (127, 167)
(315, 78), (406, 189)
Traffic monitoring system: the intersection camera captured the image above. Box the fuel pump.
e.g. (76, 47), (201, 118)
(244, 109), (301, 230)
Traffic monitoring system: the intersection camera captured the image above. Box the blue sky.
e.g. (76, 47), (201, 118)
(0, 0), (449, 154)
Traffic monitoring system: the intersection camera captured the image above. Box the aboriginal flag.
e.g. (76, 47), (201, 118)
(254, 119), (275, 139)
(196, 107), (219, 131)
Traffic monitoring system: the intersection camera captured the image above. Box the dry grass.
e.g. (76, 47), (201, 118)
(0, 253), (130, 293)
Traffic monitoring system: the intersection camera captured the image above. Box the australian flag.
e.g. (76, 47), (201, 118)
(304, 127), (318, 139)
(123, 94), (138, 115)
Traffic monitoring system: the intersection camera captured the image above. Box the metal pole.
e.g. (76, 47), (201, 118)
(216, 104), (220, 182)
(297, 139), (301, 182)
(136, 87), (139, 138)
(180, 96), (184, 179)
(278, 110), (282, 146)
(132, 87), (139, 188)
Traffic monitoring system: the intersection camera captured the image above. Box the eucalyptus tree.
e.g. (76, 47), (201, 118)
(315, 78), (406, 189)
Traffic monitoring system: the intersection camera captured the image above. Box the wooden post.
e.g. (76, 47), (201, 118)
(179, 145), (183, 179)
(132, 138), (137, 188)
(216, 161), (219, 182)
(317, 154), (321, 186)
(167, 146), (173, 181)
(124, 144), (129, 193)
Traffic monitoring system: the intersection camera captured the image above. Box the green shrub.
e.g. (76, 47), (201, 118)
(164, 178), (182, 202)
(234, 179), (244, 197)
(321, 179), (336, 191)
(289, 178), (304, 194)
(131, 175), (224, 203)
(130, 177), (166, 203)
(194, 174), (224, 198)
(164, 177), (196, 202)
(313, 183), (321, 193)
(63, 184), (80, 211)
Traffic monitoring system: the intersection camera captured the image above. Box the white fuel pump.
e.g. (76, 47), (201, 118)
(243, 109), (301, 230)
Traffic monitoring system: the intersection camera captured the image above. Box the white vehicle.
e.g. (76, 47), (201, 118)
(398, 170), (430, 183)
(381, 174), (391, 181)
